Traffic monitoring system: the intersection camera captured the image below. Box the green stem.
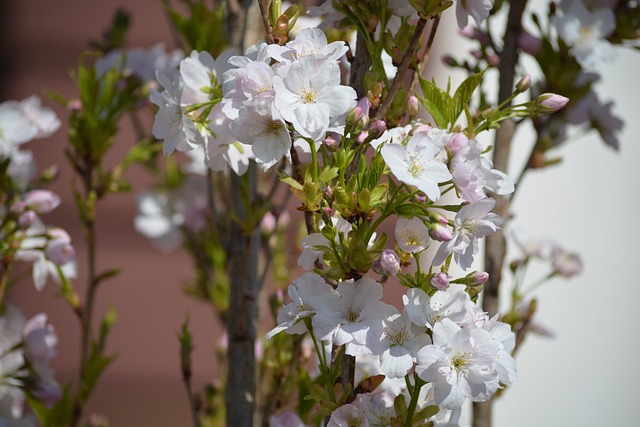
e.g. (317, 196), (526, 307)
(403, 374), (425, 427)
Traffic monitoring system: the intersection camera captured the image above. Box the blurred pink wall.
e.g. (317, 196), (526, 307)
(7, 1), (222, 424)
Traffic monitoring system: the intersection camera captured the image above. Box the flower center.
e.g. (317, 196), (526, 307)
(345, 309), (360, 322)
(451, 353), (468, 372)
(300, 86), (317, 104)
(407, 155), (425, 179)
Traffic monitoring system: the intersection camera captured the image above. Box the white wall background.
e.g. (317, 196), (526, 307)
(431, 5), (640, 426)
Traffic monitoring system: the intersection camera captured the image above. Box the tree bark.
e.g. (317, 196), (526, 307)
(475, 1), (528, 427)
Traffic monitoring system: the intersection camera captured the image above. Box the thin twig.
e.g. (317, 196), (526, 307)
(408, 16), (441, 97)
(257, 0), (275, 44)
(374, 17), (430, 120)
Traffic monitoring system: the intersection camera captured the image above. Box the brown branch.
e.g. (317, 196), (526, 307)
(349, 31), (373, 99)
(408, 17), (440, 97)
(257, 0), (275, 44)
(374, 17), (432, 120)
(475, 2), (529, 427)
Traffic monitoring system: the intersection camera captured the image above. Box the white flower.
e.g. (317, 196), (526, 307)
(455, 0), (493, 29)
(403, 289), (470, 330)
(567, 91), (623, 150)
(481, 316), (517, 387)
(451, 139), (514, 202)
(369, 124), (412, 150)
(269, 411), (307, 427)
(510, 225), (556, 260)
(298, 215), (352, 270)
(415, 319), (499, 408)
(230, 97), (291, 170)
(0, 102), (38, 152)
(311, 278), (394, 356)
(394, 217), (431, 253)
(15, 221), (77, 291)
(433, 198), (503, 270)
(552, 0), (616, 68)
(327, 401), (370, 427)
(180, 49), (234, 104)
(203, 104), (253, 175)
(269, 27), (349, 63)
(134, 190), (184, 252)
(377, 309), (431, 378)
(149, 72), (202, 155)
(273, 56), (356, 141)
(12, 96), (60, 140)
(266, 273), (334, 339)
(381, 132), (452, 202)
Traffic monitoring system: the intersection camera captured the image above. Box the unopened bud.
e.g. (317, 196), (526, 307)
(446, 132), (469, 156)
(324, 134), (340, 151)
(536, 93), (569, 114)
(377, 249), (401, 277)
(18, 210), (37, 229)
(428, 223), (453, 242)
(430, 272), (450, 291)
(325, 186), (333, 199)
(472, 271), (489, 285)
(346, 106), (364, 128)
(45, 229), (75, 266)
(516, 74), (532, 93)
(486, 54), (500, 67)
(67, 99), (82, 112)
(365, 120), (386, 143)
(23, 190), (61, 214)
(407, 96), (419, 117)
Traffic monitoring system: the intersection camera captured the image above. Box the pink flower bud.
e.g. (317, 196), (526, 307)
(356, 131), (368, 145)
(486, 54), (500, 67)
(324, 134), (340, 151)
(45, 229), (75, 266)
(536, 93), (569, 114)
(518, 32), (541, 55)
(346, 106), (364, 127)
(67, 99), (83, 111)
(18, 210), (37, 229)
(446, 132), (469, 156)
(431, 272), (450, 291)
(366, 120), (386, 142)
(23, 190), (61, 214)
(407, 96), (419, 117)
(261, 212), (277, 233)
(429, 223), (453, 242)
(378, 249), (400, 276)
(516, 74), (532, 93)
(325, 186), (333, 199)
(472, 271), (489, 285)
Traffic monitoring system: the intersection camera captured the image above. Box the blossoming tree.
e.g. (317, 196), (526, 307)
(0, 0), (637, 426)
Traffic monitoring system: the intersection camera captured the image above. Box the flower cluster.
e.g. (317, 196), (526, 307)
(269, 273), (516, 423)
(150, 28), (357, 173)
(0, 304), (60, 422)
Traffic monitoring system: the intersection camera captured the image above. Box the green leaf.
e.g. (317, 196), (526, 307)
(418, 76), (452, 128)
(278, 172), (303, 191)
(451, 70), (485, 126)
